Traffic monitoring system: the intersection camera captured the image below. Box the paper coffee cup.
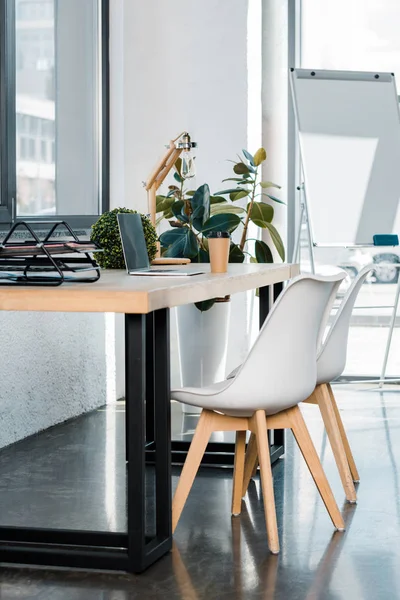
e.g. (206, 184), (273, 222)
(208, 231), (230, 273)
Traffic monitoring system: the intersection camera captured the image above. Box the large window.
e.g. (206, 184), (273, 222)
(0, 0), (109, 226)
(299, 1), (400, 379)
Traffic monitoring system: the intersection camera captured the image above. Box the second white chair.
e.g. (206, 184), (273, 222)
(171, 272), (346, 554)
(242, 266), (373, 504)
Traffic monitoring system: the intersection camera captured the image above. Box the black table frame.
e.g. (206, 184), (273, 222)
(0, 282), (284, 574)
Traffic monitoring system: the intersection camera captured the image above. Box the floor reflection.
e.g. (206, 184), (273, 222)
(0, 388), (399, 598)
(171, 498), (358, 600)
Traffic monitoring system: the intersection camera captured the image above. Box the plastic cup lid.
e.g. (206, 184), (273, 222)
(207, 231), (230, 238)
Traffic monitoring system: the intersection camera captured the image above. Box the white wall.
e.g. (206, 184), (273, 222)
(120, 0), (249, 207)
(0, 311), (108, 448)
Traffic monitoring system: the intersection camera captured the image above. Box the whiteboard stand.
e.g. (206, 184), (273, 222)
(378, 269), (400, 387)
(290, 68), (400, 387)
(293, 179), (400, 387)
(292, 183), (316, 273)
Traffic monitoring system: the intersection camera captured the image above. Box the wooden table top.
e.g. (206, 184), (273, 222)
(0, 263), (300, 314)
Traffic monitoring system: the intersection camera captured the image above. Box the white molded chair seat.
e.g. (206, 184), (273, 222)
(171, 272), (347, 554)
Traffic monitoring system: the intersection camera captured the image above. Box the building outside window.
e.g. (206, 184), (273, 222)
(11, 0), (108, 222)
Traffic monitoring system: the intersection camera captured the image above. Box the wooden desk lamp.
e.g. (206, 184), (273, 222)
(145, 132), (197, 226)
(145, 132), (197, 264)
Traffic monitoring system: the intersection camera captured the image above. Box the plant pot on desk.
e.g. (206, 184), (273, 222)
(176, 297), (231, 414)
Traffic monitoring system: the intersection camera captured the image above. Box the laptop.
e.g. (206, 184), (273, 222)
(117, 213), (204, 276)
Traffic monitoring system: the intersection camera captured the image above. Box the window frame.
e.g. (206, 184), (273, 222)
(0, 0), (110, 230)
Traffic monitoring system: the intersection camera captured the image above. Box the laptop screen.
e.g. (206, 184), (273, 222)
(117, 213), (151, 272)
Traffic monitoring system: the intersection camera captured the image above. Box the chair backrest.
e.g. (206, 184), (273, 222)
(317, 265), (373, 384)
(216, 272), (346, 415)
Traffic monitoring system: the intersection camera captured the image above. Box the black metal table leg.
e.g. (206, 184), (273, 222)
(259, 282), (285, 459)
(125, 310), (172, 574)
(125, 312), (155, 462)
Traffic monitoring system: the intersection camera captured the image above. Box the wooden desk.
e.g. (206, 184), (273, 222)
(0, 263), (299, 574)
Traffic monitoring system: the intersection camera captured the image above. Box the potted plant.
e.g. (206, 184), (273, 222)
(157, 150), (285, 413)
(157, 174), (242, 412)
(90, 208), (158, 268)
(215, 147), (285, 262)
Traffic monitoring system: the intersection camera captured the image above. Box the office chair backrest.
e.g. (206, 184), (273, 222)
(317, 266), (373, 385)
(219, 273), (346, 415)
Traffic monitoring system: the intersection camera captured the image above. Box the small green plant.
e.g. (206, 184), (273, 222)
(216, 147), (285, 262)
(156, 149), (285, 265)
(91, 207), (158, 269)
(156, 149), (285, 309)
(156, 159), (244, 263)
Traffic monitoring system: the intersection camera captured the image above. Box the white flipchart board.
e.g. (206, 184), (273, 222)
(290, 69), (400, 245)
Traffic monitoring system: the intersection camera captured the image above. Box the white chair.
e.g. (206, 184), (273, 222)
(171, 272), (346, 554)
(243, 266), (373, 505)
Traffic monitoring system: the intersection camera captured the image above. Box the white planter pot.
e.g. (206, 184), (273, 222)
(176, 300), (231, 414)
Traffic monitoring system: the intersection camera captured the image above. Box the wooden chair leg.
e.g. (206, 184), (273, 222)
(251, 410), (279, 554)
(251, 458), (259, 478)
(327, 383), (360, 483)
(242, 432), (258, 497)
(172, 410), (214, 533)
(232, 430), (246, 515)
(288, 405), (345, 531)
(315, 384), (357, 503)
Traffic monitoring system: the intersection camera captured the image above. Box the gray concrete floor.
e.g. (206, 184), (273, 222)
(0, 387), (399, 599)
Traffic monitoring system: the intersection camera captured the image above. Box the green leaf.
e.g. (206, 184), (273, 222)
(156, 196), (175, 213)
(248, 201), (274, 227)
(201, 213), (241, 234)
(164, 229), (199, 259)
(186, 190), (195, 196)
(197, 248), (210, 263)
(159, 227), (188, 247)
(250, 256), (258, 264)
(210, 204), (245, 216)
(210, 196), (227, 204)
(222, 177), (248, 183)
(166, 188), (180, 198)
(229, 243), (245, 263)
(214, 188), (247, 196)
(242, 149), (255, 166)
(260, 181), (281, 189)
(171, 200), (189, 223)
(255, 240), (273, 263)
(227, 179), (254, 186)
(190, 183), (211, 231)
(233, 162), (250, 175)
(254, 147), (267, 166)
(174, 171), (183, 183)
(195, 299), (216, 312)
(230, 190), (250, 202)
(170, 200), (183, 216)
(265, 222), (285, 261)
(265, 194), (285, 205)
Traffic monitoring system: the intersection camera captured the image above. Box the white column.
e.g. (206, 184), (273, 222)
(261, 0), (289, 257)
